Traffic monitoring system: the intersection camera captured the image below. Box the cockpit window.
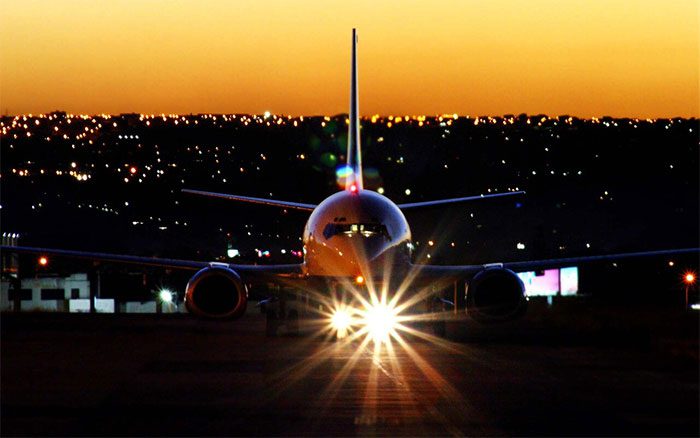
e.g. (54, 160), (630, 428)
(323, 222), (390, 240)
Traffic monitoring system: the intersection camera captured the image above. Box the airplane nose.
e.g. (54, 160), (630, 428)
(348, 236), (387, 263)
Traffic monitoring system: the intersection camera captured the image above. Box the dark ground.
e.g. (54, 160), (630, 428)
(1, 306), (698, 437)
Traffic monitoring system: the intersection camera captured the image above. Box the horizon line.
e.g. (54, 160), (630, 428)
(2, 111), (697, 120)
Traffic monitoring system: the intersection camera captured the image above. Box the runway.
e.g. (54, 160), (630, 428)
(2, 311), (698, 436)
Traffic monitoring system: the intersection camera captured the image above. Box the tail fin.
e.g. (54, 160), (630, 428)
(345, 28), (363, 192)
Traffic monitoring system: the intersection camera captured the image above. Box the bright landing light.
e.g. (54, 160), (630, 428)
(329, 300), (402, 344)
(363, 303), (398, 343)
(331, 308), (353, 339)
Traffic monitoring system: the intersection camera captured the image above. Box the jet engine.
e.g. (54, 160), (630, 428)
(466, 267), (527, 322)
(185, 265), (247, 319)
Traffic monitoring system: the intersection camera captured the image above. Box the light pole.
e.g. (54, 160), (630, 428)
(683, 272), (696, 309)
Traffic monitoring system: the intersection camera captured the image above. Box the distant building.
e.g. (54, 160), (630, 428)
(517, 267), (579, 297)
(1, 232), (20, 277)
(0, 273), (182, 313)
(0, 273), (106, 312)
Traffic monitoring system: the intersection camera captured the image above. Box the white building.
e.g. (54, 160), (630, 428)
(0, 273), (113, 312)
(0, 274), (182, 313)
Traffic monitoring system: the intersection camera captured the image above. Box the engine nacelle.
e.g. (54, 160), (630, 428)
(466, 267), (527, 323)
(185, 265), (247, 319)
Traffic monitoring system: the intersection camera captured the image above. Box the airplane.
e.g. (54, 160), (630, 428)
(2, 29), (698, 339)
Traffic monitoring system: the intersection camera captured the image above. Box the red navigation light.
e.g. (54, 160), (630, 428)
(684, 272), (696, 284)
(350, 184), (358, 193)
(38, 256), (48, 267)
(129, 166), (137, 174)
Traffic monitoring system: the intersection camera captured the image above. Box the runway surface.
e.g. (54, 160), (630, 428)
(2, 311), (698, 436)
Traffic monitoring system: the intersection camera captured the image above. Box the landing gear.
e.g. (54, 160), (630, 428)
(264, 287), (309, 337)
(266, 307), (301, 337)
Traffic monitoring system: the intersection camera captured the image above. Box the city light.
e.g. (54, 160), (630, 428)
(38, 256), (48, 266)
(355, 275), (364, 285)
(684, 272), (696, 284)
(1, 112), (695, 269)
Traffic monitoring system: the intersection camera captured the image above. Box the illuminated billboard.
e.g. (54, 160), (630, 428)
(517, 267), (579, 297)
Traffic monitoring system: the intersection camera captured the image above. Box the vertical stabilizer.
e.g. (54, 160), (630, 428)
(346, 28), (363, 191)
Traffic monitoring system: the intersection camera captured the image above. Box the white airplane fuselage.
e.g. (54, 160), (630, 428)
(302, 190), (413, 278)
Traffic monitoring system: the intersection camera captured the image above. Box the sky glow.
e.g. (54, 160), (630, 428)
(1, 0), (697, 117)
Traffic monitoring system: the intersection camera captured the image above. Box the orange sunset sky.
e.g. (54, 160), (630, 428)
(0, 0), (698, 117)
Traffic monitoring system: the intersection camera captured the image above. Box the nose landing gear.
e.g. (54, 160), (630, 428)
(264, 291), (303, 337)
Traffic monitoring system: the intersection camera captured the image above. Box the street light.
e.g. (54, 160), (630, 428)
(159, 289), (174, 304)
(157, 288), (180, 314)
(684, 271), (696, 309)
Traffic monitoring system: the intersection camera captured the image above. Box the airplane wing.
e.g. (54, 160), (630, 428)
(4, 244), (695, 285)
(0, 245), (304, 280)
(412, 247), (700, 280)
(500, 247), (699, 272)
(406, 263), (485, 289)
(396, 191), (525, 209)
(182, 189), (316, 211)
(183, 189), (524, 211)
